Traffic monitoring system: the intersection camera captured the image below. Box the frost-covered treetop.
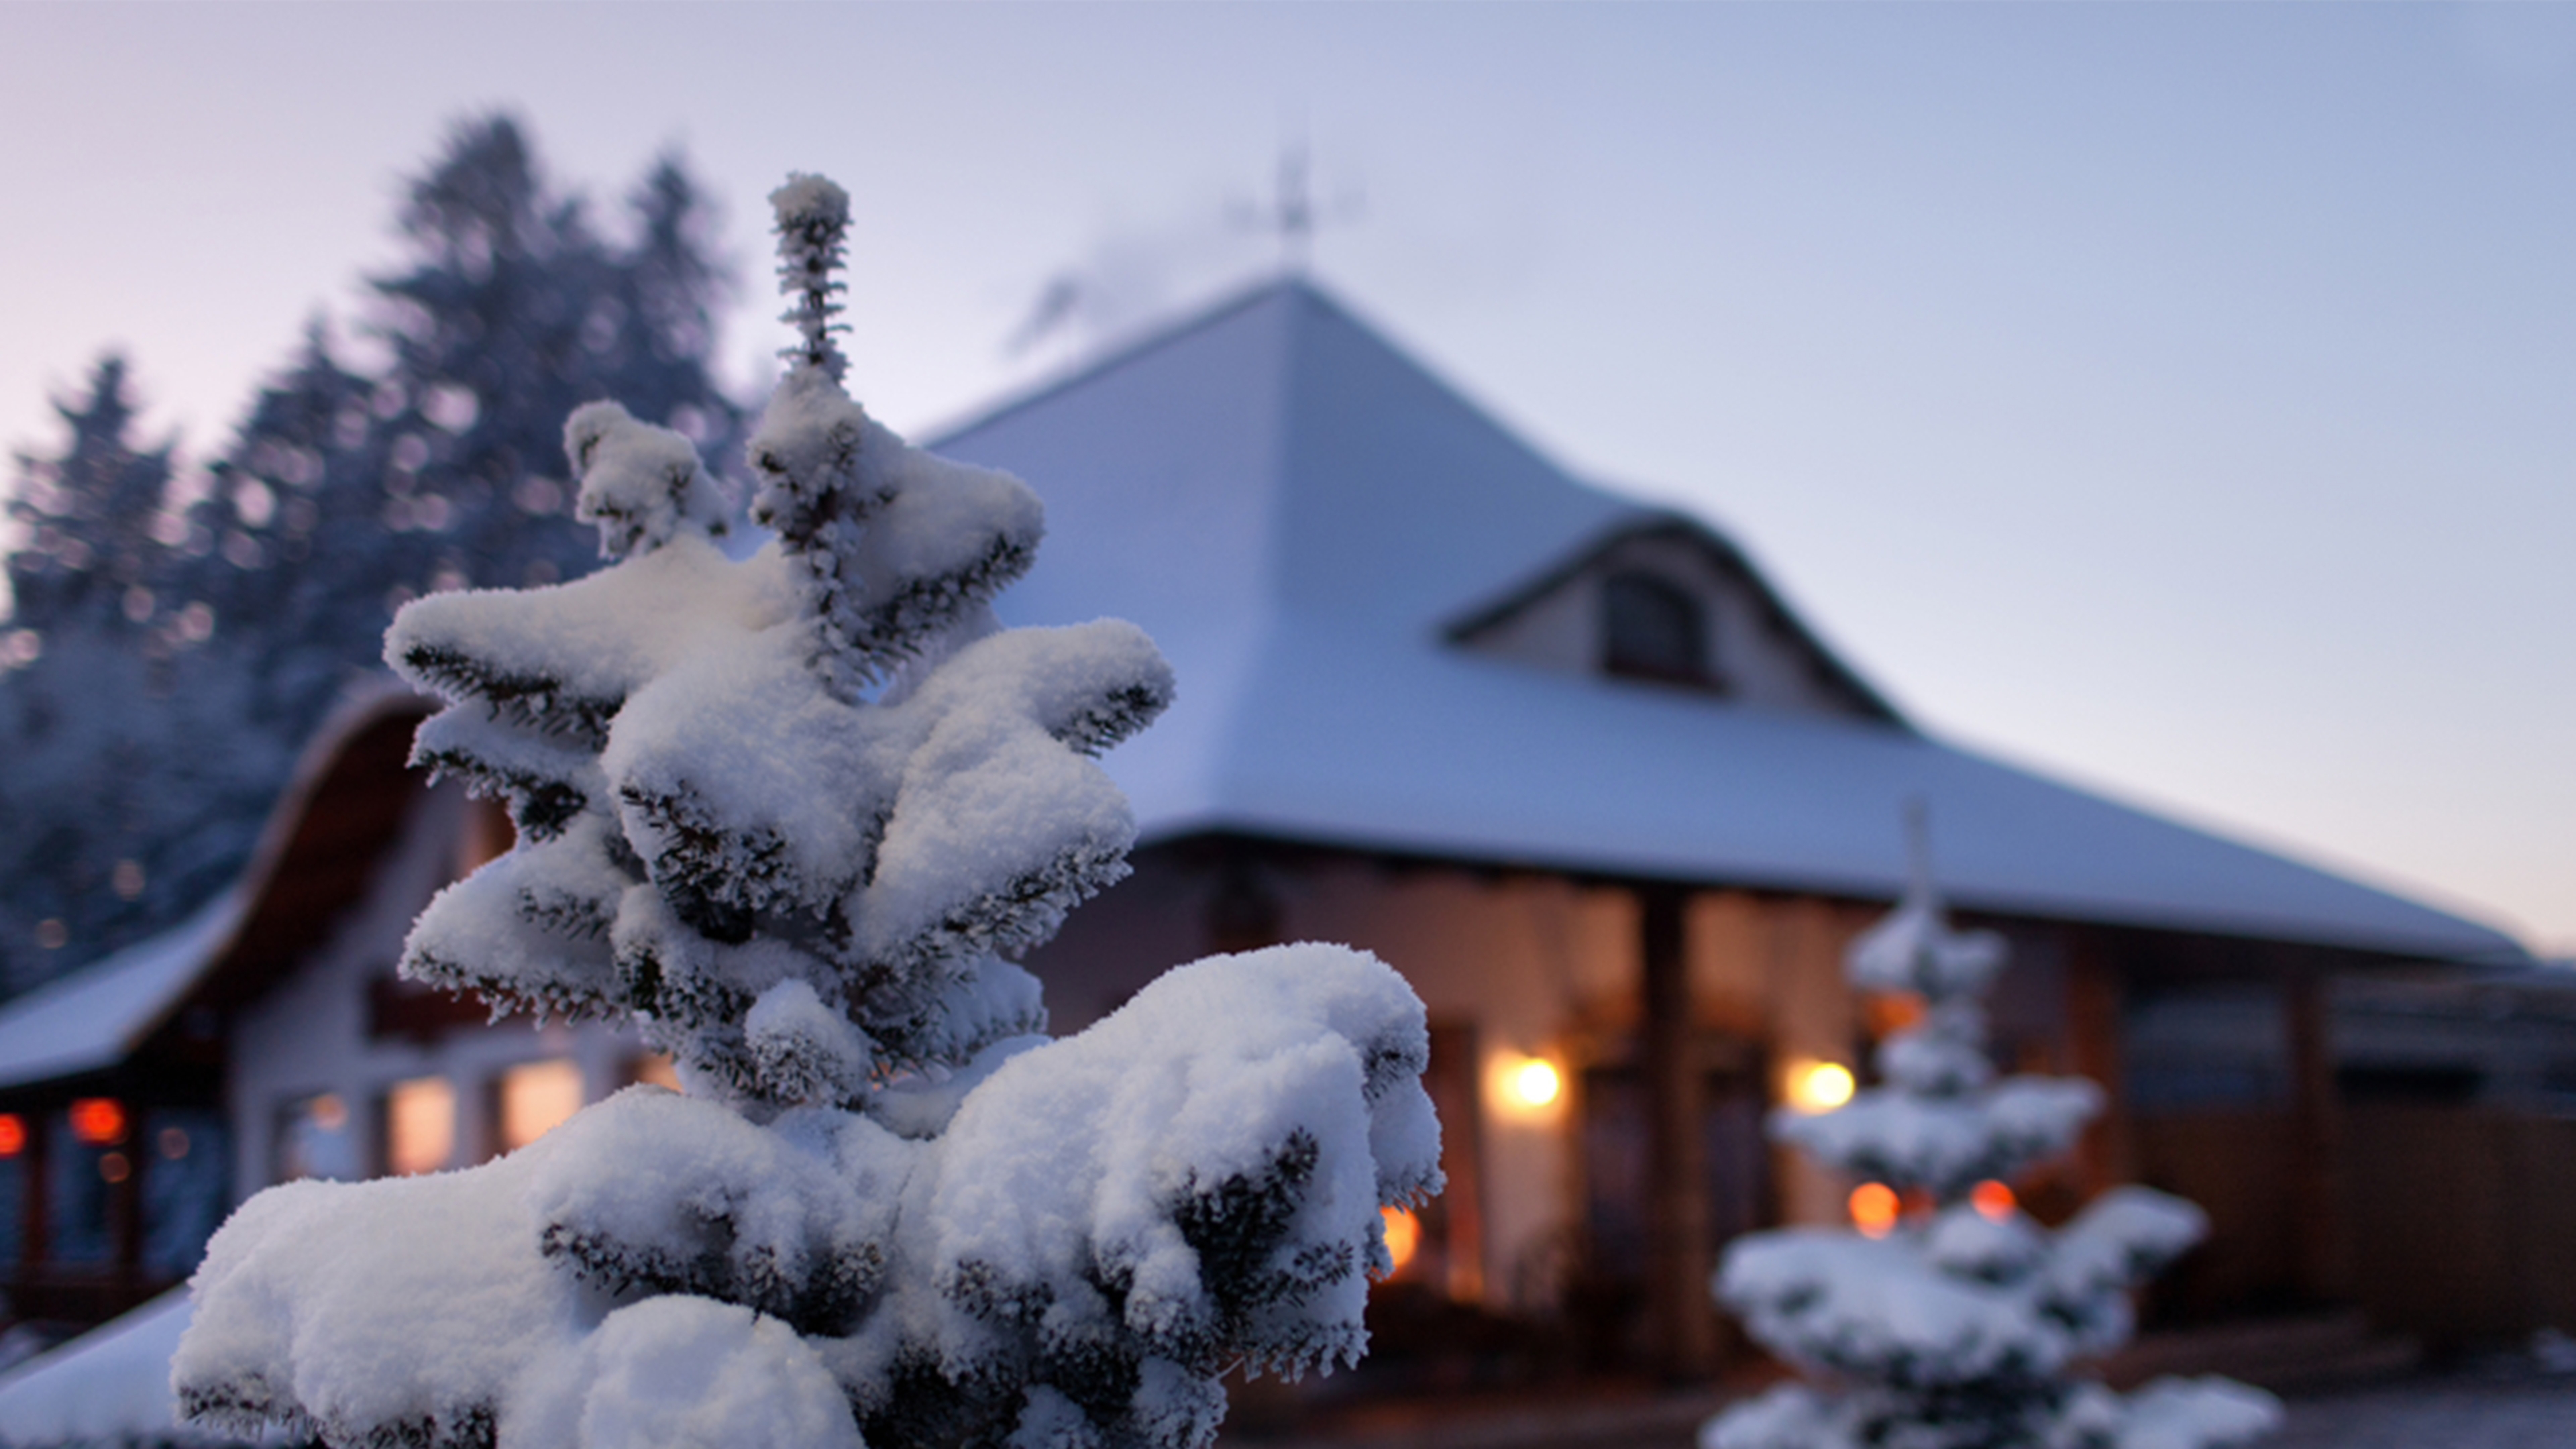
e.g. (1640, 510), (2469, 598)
(1706, 816), (2277, 1449)
(1776, 820), (2098, 1203)
(382, 176), (1170, 1109)
(182, 171), (1442, 1449)
(772, 173), (852, 382)
(744, 178), (1042, 702)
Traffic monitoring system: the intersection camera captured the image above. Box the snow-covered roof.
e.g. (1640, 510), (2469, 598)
(937, 280), (2521, 963)
(0, 1290), (198, 1444)
(0, 684), (431, 1094)
(0, 890), (243, 1092)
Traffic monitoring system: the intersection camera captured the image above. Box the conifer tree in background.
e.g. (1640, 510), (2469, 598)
(0, 115), (744, 989)
(0, 360), (290, 989)
(211, 115), (747, 740)
(1705, 814), (2278, 1449)
(175, 173), (1441, 1449)
(4, 356), (177, 641)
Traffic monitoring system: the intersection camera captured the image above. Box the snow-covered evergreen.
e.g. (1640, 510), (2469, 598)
(0, 116), (744, 993)
(174, 174), (1441, 1449)
(1705, 814), (2278, 1449)
(0, 360), (290, 991)
(211, 116), (749, 745)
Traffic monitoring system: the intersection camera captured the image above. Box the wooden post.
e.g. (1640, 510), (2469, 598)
(1641, 883), (1715, 1381)
(2065, 932), (2135, 1194)
(23, 1105), (49, 1275)
(2285, 959), (2351, 1302)
(113, 1102), (145, 1300)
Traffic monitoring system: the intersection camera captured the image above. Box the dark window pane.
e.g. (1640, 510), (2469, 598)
(49, 1106), (123, 1265)
(0, 1156), (22, 1267)
(143, 1110), (227, 1275)
(274, 1093), (358, 1183)
(1601, 572), (1710, 686)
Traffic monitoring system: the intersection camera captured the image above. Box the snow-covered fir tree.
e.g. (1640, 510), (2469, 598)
(174, 173), (1441, 1449)
(0, 358), (292, 989)
(212, 115), (747, 741)
(1705, 814), (2279, 1449)
(4, 355), (178, 640)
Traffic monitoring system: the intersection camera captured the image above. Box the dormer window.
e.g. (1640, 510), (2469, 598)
(1601, 571), (1717, 690)
(1446, 518), (1899, 723)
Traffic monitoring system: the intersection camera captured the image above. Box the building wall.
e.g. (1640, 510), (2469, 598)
(1027, 843), (2090, 1322)
(227, 784), (647, 1199)
(1281, 863), (1632, 1313)
(1028, 846), (1634, 1312)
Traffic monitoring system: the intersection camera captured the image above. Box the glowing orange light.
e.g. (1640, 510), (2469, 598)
(1971, 1180), (2016, 1222)
(310, 1093), (350, 1132)
(1864, 993), (1927, 1039)
(68, 1098), (125, 1146)
(1378, 1205), (1421, 1278)
(1787, 1061), (1856, 1114)
(1509, 1059), (1562, 1108)
(0, 1114), (24, 1158)
(1849, 1182), (1900, 1238)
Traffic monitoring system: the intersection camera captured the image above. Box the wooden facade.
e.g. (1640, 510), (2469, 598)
(1026, 835), (2509, 1379)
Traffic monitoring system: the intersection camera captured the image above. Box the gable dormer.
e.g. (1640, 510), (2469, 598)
(1445, 516), (1905, 726)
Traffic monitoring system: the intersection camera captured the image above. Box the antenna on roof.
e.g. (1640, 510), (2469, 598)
(1229, 131), (1360, 276)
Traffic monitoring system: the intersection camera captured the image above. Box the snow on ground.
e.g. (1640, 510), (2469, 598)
(2263, 1376), (2576, 1449)
(0, 1290), (199, 1443)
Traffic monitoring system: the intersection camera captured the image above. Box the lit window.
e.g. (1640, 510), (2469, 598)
(68, 1097), (126, 1145)
(384, 1077), (456, 1177)
(1489, 1051), (1567, 1122)
(628, 1053), (682, 1091)
(1509, 1058), (1561, 1108)
(455, 796), (515, 879)
(1378, 1205), (1421, 1279)
(497, 1060), (583, 1152)
(1786, 1061), (1856, 1114)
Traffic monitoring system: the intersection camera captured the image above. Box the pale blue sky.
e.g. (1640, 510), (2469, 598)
(4, 3), (2570, 954)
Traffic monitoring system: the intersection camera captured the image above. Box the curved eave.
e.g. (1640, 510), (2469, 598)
(0, 683), (436, 1091)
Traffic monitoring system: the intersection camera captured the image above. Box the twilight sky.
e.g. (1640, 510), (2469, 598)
(4, 3), (2571, 955)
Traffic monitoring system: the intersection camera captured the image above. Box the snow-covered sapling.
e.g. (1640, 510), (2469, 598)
(176, 174), (1442, 1449)
(1704, 814), (2278, 1449)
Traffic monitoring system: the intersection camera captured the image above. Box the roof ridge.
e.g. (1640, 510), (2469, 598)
(925, 275), (1330, 449)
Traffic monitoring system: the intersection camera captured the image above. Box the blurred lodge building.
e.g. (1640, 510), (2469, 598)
(0, 281), (2562, 1389)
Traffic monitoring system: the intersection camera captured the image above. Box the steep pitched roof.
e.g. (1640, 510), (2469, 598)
(936, 280), (2520, 963)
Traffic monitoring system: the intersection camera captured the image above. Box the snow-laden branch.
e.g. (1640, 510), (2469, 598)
(176, 946), (1438, 1449)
